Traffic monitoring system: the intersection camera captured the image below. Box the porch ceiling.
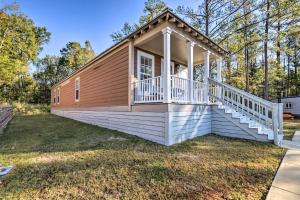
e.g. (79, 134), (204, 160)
(137, 32), (218, 65)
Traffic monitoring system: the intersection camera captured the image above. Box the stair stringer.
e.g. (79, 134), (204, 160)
(212, 105), (270, 142)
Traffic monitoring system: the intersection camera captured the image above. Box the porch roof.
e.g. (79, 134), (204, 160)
(127, 8), (229, 56)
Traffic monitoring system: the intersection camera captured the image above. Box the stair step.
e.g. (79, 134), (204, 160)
(217, 103), (274, 140)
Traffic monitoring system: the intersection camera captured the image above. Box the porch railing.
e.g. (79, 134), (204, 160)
(208, 78), (283, 144)
(193, 80), (206, 103)
(171, 75), (189, 102)
(133, 76), (163, 103)
(133, 76), (206, 104)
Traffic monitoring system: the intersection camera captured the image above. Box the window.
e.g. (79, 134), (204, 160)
(75, 78), (80, 101)
(137, 51), (155, 80)
(285, 102), (292, 109)
(57, 88), (60, 104)
(53, 89), (56, 104)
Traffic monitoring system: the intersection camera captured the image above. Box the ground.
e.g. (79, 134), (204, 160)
(283, 119), (300, 140)
(0, 114), (298, 199)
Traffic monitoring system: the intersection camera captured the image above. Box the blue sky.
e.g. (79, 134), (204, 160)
(3, 0), (199, 58)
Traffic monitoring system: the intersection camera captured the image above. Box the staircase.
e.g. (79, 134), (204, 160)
(216, 104), (275, 141)
(209, 78), (284, 145)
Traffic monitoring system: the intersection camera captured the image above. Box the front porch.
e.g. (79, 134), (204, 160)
(130, 25), (223, 105)
(133, 75), (207, 104)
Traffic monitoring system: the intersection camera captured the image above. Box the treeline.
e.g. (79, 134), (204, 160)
(0, 3), (95, 104)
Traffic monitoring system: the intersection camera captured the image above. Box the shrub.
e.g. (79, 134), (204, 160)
(11, 102), (50, 115)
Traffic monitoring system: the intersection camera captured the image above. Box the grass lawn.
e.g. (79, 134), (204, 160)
(283, 119), (300, 140)
(0, 114), (288, 199)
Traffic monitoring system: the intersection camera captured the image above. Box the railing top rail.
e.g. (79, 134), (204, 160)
(134, 76), (162, 83)
(208, 78), (273, 107)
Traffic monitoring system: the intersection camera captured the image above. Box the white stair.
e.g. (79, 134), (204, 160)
(217, 104), (274, 140)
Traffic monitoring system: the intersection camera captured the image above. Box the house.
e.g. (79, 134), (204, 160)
(51, 8), (284, 146)
(280, 96), (300, 117)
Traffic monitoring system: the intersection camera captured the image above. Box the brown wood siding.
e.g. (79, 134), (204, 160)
(52, 45), (129, 109)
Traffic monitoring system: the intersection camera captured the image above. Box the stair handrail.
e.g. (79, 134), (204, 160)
(208, 78), (283, 145)
(208, 78), (272, 107)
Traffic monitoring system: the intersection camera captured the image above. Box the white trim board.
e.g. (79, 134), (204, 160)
(137, 50), (155, 81)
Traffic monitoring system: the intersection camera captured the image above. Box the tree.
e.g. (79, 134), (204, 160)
(110, 23), (139, 43)
(176, 0), (249, 37)
(60, 40), (95, 72)
(110, 0), (166, 43)
(32, 40), (96, 104)
(0, 2), (50, 103)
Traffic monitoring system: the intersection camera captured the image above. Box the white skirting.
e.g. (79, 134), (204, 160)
(52, 104), (269, 145)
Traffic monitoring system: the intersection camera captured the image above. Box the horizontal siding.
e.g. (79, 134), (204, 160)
(52, 109), (165, 144)
(168, 105), (212, 145)
(52, 44), (129, 109)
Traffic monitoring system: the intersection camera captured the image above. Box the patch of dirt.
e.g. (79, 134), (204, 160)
(107, 136), (127, 141)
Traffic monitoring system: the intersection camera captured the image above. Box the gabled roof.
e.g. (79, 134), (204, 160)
(127, 8), (228, 55)
(53, 8), (228, 88)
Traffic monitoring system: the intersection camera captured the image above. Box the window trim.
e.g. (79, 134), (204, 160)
(75, 77), (80, 102)
(57, 88), (60, 104)
(53, 89), (56, 104)
(137, 50), (155, 81)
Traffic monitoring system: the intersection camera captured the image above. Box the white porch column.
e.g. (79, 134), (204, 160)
(217, 57), (223, 100)
(187, 41), (194, 102)
(162, 27), (172, 103)
(203, 51), (211, 103)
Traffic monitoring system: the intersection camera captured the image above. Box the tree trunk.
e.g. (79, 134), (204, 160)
(263, 0), (270, 100)
(294, 46), (298, 95)
(287, 55), (290, 96)
(205, 0), (209, 36)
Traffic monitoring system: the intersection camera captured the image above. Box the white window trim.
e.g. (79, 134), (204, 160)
(137, 50), (155, 80)
(53, 89), (56, 104)
(161, 58), (175, 75)
(75, 77), (80, 102)
(57, 88), (60, 104)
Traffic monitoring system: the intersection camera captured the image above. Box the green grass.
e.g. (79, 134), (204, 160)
(0, 114), (287, 199)
(283, 119), (300, 140)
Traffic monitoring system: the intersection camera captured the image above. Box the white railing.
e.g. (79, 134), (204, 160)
(133, 76), (207, 104)
(171, 75), (189, 102)
(193, 81), (206, 103)
(208, 78), (283, 144)
(134, 76), (163, 103)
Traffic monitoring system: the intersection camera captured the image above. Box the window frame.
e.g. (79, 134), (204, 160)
(57, 88), (60, 104)
(53, 89), (56, 104)
(137, 50), (155, 81)
(75, 77), (80, 102)
(285, 102), (292, 109)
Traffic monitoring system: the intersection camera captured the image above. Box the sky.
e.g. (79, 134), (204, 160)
(2, 0), (199, 58)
